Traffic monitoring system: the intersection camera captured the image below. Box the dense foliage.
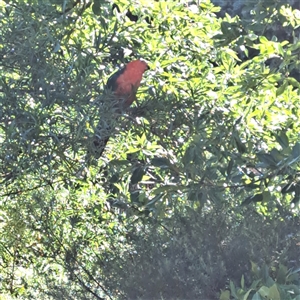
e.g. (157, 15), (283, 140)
(0, 0), (300, 299)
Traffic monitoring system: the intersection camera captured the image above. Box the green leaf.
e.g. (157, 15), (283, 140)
(221, 21), (231, 35)
(242, 193), (264, 205)
(276, 264), (287, 284)
(109, 173), (119, 184)
(227, 159), (234, 176)
(130, 190), (140, 203)
(257, 286), (269, 299)
(281, 182), (295, 194)
(262, 191), (271, 202)
(250, 279), (261, 290)
(151, 157), (171, 168)
(110, 160), (130, 166)
(268, 284), (280, 300)
(234, 135), (247, 154)
(225, 48), (241, 61)
(188, 190), (203, 202)
(241, 274), (245, 289)
(130, 166), (145, 184)
(256, 153), (277, 167)
(259, 36), (268, 43)
(251, 193), (264, 203)
(219, 290), (230, 300)
(251, 292), (263, 300)
(276, 80), (288, 97)
(248, 33), (258, 41)
(92, 1), (101, 15)
(275, 131), (289, 149)
(243, 289), (253, 300)
(270, 148), (283, 162)
(287, 77), (300, 88)
(230, 280), (238, 299)
(146, 194), (163, 208)
(268, 73), (282, 83)
(292, 142), (300, 159)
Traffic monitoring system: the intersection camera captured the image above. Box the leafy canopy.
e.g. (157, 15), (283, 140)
(0, 0), (300, 298)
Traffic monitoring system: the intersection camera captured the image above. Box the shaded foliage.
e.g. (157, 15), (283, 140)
(101, 207), (300, 299)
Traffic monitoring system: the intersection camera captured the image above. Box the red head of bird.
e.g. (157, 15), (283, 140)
(106, 59), (149, 108)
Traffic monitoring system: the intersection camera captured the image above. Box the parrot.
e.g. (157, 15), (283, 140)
(92, 59), (149, 158)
